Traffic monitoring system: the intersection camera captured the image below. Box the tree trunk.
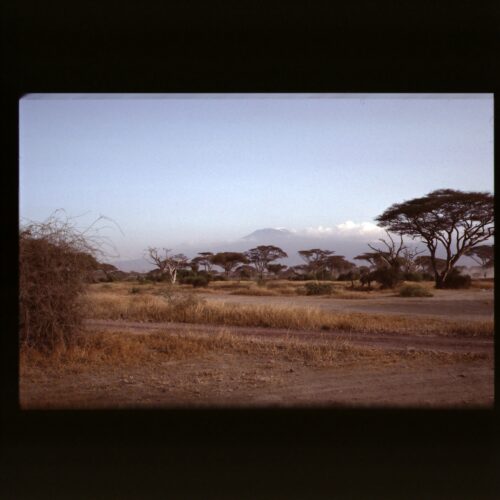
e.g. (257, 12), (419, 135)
(435, 274), (445, 289)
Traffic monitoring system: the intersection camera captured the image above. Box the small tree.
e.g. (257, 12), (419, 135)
(235, 264), (257, 279)
(267, 263), (287, 277)
(354, 252), (387, 269)
(376, 189), (494, 288)
(465, 244), (494, 278)
(212, 252), (248, 277)
(245, 245), (288, 280)
(146, 247), (188, 284)
(358, 231), (424, 288)
(195, 252), (215, 273)
(298, 249), (334, 280)
(323, 255), (355, 279)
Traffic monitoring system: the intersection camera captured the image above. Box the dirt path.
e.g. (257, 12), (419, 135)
(85, 319), (494, 355)
(21, 349), (493, 409)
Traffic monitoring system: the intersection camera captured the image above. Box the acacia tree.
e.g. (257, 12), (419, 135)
(212, 252), (248, 277)
(367, 232), (408, 271)
(245, 245), (288, 280)
(323, 255), (355, 279)
(367, 231), (425, 286)
(376, 189), (494, 288)
(146, 247), (188, 284)
(194, 252), (215, 273)
(267, 263), (287, 277)
(298, 249), (334, 280)
(466, 244), (494, 278)
(354, 252), (387, 269)
(414, 255), (447, 275)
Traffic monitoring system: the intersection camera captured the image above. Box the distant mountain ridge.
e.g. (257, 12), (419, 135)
(243, 227), (293, 240)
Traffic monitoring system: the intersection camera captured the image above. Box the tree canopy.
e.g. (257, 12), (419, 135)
(376, 189), (494, 287)
(245, 245), (288, 279)
(212, 252), (248, 276)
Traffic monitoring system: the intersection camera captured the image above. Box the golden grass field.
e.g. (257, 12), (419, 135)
(81, 280), (493, 337)
(20, 278), (494, 409)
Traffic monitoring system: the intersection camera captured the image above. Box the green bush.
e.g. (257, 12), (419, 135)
(399, 284), (433, 297)
(305, 282), (334, 295)
(130, 287), (141, 294)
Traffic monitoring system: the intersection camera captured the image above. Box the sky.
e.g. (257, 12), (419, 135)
(19, 93), (494, 264)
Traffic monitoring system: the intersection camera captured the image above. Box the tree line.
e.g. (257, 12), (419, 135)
(144, 189), (494, 289)
(19, 189), (494, 352)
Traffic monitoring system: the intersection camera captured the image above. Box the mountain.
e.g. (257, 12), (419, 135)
(243, 228), (293, 240)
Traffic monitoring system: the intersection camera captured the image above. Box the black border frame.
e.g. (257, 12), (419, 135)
(2, 2), (498, 498)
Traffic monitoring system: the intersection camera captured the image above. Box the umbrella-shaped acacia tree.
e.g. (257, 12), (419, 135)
(375, 189), (494, 288)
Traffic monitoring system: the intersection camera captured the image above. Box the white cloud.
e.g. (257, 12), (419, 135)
(296, 221), (385, 239)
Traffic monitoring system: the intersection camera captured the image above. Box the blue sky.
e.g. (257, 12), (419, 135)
(19, 94), (494, 261)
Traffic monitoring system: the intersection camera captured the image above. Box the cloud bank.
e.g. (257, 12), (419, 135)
(293, 221), (385, 239)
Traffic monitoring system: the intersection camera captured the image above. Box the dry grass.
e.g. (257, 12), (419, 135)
(230, 287), (280, 296)
(20, 327), (486, 378)
(470, 279), (494, 290)
(90, 280), (385, 299)
(208, 280), (254, 289)
(82, 290), (493, 337)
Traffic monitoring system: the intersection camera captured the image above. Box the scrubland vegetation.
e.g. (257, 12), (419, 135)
(19, 189), (494, 408)
(82, 284), (493, 337)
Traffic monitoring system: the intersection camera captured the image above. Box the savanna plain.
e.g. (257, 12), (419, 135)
(20, 278), (494, 409)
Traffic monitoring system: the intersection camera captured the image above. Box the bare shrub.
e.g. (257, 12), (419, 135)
(19, 211), (118, 352)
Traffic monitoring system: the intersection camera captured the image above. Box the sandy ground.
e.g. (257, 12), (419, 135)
(20, 319), (494, 409)
(198, 288), (494, 321)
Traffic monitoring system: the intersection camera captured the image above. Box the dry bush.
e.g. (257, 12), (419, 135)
(19, 211), (118, 352)
(83, 290), (493, 337)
